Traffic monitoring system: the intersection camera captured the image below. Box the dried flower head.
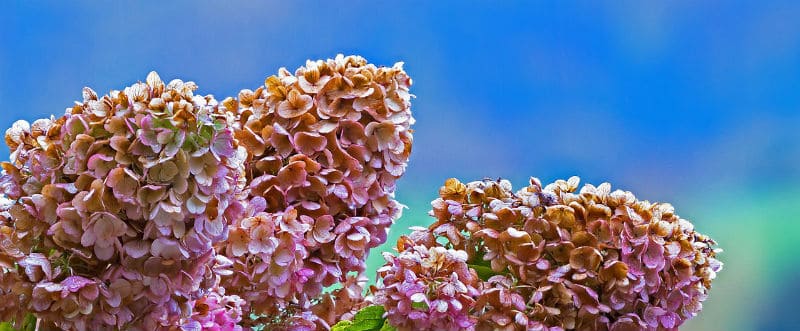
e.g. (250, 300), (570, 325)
(375, 177), (722, 331)
(374, 232), (480, 331)
(180, 287), (246, 331)
(217, 54), (414, 324)
(0, 72), (245, 329)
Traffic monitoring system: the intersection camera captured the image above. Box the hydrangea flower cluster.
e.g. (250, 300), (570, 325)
(264, 274), (371, 331)
(216, 55), (414, 325)
(374, 177), (722, 331)
(0, 54), (727, 331)
(0, 72), (245, 329)
(180, 287), (246, 331)
(374, 233), (480, 331)
(0, 55), (414, 330)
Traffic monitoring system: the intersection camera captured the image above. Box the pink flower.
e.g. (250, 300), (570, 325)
(211, 129), (236, 159)
(306, 215), (335, 247)
(80, 212), (127, 260)
(365, 120), (403, 153)
(375, 241), (479, 331)
(181, 288), (245, 331)
(277, 89), (314, 118)
(0, 71), (245, 329)
(416, 177), (723, 330)
(219, 54), (414, 326)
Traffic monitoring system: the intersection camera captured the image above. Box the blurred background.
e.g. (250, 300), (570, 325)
(2, 1), (798, 330)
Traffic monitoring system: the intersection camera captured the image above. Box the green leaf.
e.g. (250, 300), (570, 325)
(349, 305), (386, 331)
(212, 119), (226, 131)
(379, 320), (397, 331)
(0, 314), (36, 331)
(22, 314), (36, 331)
(183, 133), (200, 150)
(332, 305), (388, 331)
(469, 263), (498, 281)
(198, 124), (214, 142)
(331, 320), (353, 331)
(152, 117), (176, 130)
(411, 301), (429, 310)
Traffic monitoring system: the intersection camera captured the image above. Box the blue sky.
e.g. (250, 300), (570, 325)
(2, 1), (798, 201)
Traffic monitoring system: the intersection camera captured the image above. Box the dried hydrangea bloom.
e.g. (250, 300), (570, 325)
(0, 72), (245, 329)
(375, 177), (722, 331)
(422, 177), (722, 331)
(258, 273), (370, 331)
(180, 287), (245, 331)
(308, 273), (370, 328)
(218, 54), (414, 322)
(0, 268), (28, 325)
(374, 232), (480, 331)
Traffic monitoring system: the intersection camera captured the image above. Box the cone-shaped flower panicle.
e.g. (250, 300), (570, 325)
(217, 54), (414, 326)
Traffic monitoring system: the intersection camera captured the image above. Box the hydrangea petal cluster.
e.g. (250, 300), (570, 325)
(374, 231), (480, 331)
(375, 177), (722, 331)
(180, 287), (245, 331)
(0, 73), (245, 329)
(262, 273), (370, 331)
(217, 55), (414, 323)
(0, 266), (27, 325)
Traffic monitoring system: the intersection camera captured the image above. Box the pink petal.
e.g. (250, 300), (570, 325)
(211, 129), (236, 158)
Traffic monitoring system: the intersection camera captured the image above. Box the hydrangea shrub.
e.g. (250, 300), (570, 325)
(0, 55), (723, 331)
(372, 177), (722, 331)
(0, 55), (415, 330)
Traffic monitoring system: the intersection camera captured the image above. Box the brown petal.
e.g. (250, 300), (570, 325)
(277, 161), (307, 188)
(545, 205), (576, 229)
(439, 178), (467, 201)
(600, 261), (629, 281)
(547, 241), (575, 263)
(569, 246), (603, 271)
(269, 124), (294, 158)
(234, 128), (266, 156)
(293, 132), (327, 155)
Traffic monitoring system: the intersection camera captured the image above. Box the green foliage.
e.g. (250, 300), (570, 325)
(0, 314), (36, 331)
(212, 118), (227, 131)
(331, 320), (353, 331)
(468, 247), (508, 281)
(469, 263), (497, 281)
(22, 315), (35, 331)
(330, 305), (395, 331)
(411, 301), (429, 310)
(379, 320), (397, 331)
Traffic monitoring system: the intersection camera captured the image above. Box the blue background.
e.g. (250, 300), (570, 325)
(3, 2), (799, 330)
